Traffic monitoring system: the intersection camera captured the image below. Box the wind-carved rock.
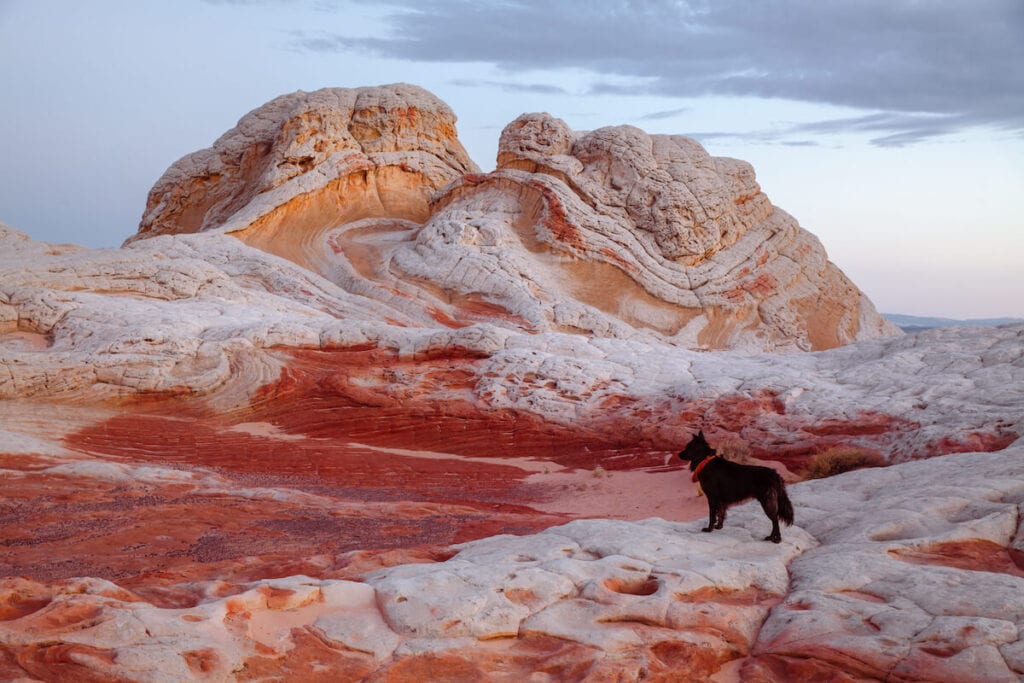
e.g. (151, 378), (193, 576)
(133, 86), (898, 351)
(134, 84), (478, 275)
(2, 86), (1023, 683)
(455, 112), (897, 350)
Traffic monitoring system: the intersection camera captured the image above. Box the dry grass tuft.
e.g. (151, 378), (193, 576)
(714, 436), (753, 464)
(804, 446), (887, 480)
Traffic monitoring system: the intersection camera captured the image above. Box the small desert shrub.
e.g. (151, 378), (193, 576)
(715, 436), (752, 464)
(803, 446), (887, 480)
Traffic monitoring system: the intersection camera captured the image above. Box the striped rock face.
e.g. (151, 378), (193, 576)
(134, 85), (899, 352)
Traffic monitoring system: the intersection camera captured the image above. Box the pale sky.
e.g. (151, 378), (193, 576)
(1, 0), (1022, 319)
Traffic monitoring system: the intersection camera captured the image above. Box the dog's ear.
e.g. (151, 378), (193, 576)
(696, 430), (705, 441)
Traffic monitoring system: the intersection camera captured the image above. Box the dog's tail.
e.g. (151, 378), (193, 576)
(775, 476), (794, 526)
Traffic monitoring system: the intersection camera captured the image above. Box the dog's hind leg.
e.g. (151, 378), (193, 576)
(758, 492), (782, 543)
(715, 506), (726, 529)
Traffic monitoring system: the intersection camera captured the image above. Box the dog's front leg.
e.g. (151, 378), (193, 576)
(703, 497), (717, 533)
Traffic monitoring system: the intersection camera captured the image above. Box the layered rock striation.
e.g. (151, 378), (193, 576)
(135, 84), (898, 351)
(2, 219), (1021, 466)
(2, 84), (1020, 681)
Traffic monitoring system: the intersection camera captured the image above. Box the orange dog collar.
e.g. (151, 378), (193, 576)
(691, 455), (717, 482)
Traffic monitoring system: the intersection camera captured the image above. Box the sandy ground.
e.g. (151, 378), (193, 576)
(331, 432), (707, 522)
(525, 467), (708, 522)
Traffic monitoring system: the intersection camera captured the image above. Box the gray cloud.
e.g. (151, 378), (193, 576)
(295, 0), (1024, 145)
(789, 112), (965, 147)
(688, 130), (789, 146)
(690, 112), (965, 148)
(291, 32), (350, 52)
(638, 107), (691, 121)
(448, 78), (569, 95)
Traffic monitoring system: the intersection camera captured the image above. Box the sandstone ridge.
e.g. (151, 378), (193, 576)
(136, 84), (898, 352)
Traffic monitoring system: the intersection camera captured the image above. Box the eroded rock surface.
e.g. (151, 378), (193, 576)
(3, 225), (1019, 466)
(750, 446), (1024, 681)
(2, 448), (1022, 681)
(2, 83), (1021, 681)
(133, 85), (898, 351)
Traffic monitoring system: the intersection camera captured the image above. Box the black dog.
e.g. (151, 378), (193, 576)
(679, 430), (794, 543)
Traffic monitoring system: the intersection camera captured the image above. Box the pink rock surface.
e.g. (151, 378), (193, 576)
(2, 449), (1022, 681)
(2, 84), (1022, 680)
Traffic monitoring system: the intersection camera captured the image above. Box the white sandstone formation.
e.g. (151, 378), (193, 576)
(1, 83), (1019, 682)
(133, 85), (899, 352)
(1, 225), (1020, 459)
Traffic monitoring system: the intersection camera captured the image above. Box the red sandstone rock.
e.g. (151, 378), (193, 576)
(3, 447), (1022, 681)
(1, 84), (1022, 681)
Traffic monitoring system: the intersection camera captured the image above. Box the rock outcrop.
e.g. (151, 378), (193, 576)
(3, 447), (1022, 681)
(2, 225), (1019, 465)
(134, 85), (898, 351)
(1, 84), (1019, 681)
(2, 224), (1021, 681)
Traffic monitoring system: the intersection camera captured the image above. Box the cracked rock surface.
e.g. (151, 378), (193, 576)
(2, 447), (1022, 681)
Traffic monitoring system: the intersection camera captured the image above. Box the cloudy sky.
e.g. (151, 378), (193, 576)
(1, 0), (1022, 318)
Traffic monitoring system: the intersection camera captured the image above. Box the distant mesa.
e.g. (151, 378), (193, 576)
(884, 312), (1024, 333)
(134, 83), (899, 352)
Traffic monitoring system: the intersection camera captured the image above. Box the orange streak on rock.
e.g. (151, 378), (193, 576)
(361, 634), (722, 682)
(674, 585), (780, 606)
(890, 539), (1024, 578)
(14, 643), (120, 683)
(182, 648), (220, 675)
(247, 349), (675, 471)
(0, 453), (53, 472)
(924, 430), (1018, 455)
(236, 628), (375, 682)
(725, 272), (778, 302)
(536, 181), (586, 252)
(741, 653), (864, 683)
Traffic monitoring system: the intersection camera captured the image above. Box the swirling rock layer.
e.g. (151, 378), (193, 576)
(135, 85), (898, 351)
(2, 220), (1023, 679)
(1, 84), (1020, 681)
